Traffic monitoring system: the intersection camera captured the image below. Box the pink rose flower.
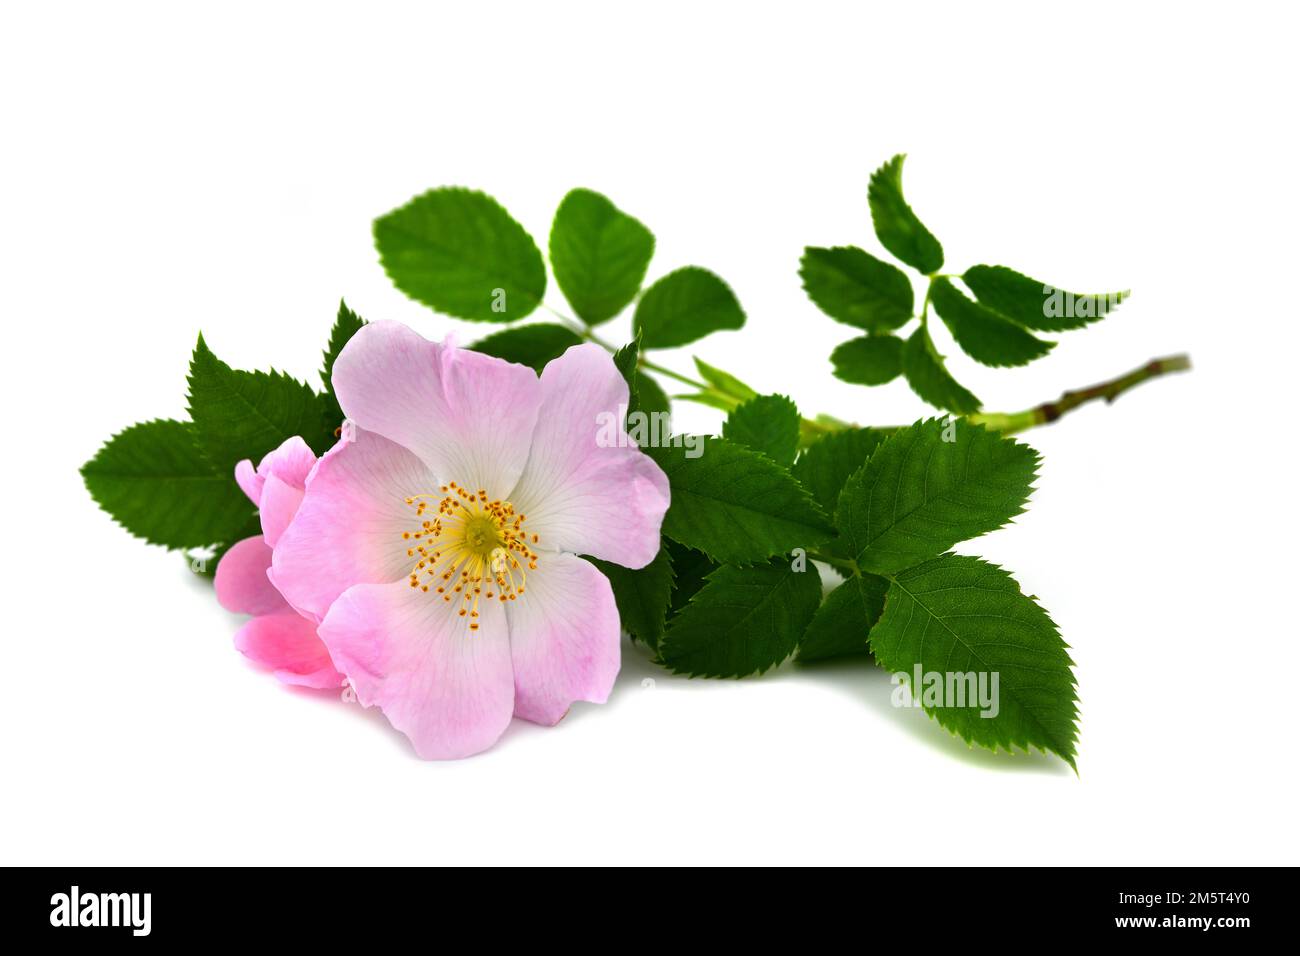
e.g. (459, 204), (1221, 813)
(213, 436), (344, 689)
(270, 321), (670, 758)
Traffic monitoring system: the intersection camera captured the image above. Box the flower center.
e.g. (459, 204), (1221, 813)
(401, 481), (539, 631)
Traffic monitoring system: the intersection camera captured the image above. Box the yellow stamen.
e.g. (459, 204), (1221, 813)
(399, 483), (539, 629)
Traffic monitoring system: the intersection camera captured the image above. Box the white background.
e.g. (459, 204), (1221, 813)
(3, 1), (1297, 866)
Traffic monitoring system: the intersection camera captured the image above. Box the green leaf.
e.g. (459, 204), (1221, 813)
(962, 264), (1129, 333)
(374, 187), (546, 322)
(81, 419), (254, 549)
(836, 419), (1038, 574)
(797, 574), (888, 663)
(611, 333), (670, 422)
(589, 548), (673, 651)
(677, 358), (757, 415)
(187, 335), (335, 472)
(868, 154), (944, 274)
(901, 326), (981, 414)
(665, 540), (718, 619)
(549, 188), (654, 325)
(929, 277), (1054, 367)
(469, 323), (583, 373)
(612, 336), (640, 394)
(633, 267), (745, 349)
(723, 394), (800, 466)
(831, 334), (905, 385)
(661, 561), (823, 677)
(692, 357), (758, 402)
(800, 246), (914, 332)
(791, 427), (891, 557)
(646, 437), (834, 564)
(322, 299), (366, 421)
(793, 428), (891, 515)
(869, 554), (1078, 767)
(612, 335), (645, 421)
(675, 391), (737, 413)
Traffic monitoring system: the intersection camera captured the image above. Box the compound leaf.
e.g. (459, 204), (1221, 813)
(901, 326), (981, 414)
(797, 573), (889, 663)
(633, 267), (745, 349)
(868, 155), (944, 274)
(550, 188), (654, 325)
(723, 394), (801, 466)
(800, 245), (913, 332)
(831, 334), (905, 385)
(962, 264), (1128, 333)
(647, 437), (834, 564)
(589, 547), (673, 651)
(374, 187), (545, 322)
(661, 560), (823, 677)
(81, 419), (254, 550)
(930, 277), (1053, 368)
(836, 418), (1038, 574)
(470, 323), (583, 372)
(870, 554), (1078, 767)
(187, 335), (335, 471)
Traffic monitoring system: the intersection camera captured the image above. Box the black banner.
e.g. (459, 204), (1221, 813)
(3, 867), (1286, 942)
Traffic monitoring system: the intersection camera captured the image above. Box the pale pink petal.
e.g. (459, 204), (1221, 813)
(234, 612), (343, 689)
(259, 436), (317, 487)
(319, 581), (514, 759)
(506, 552), (620, 725)
(332, 321), (542, 497)
(258, 474), (305, 549)
(214, 537), (288, 616)
(234, 436), (317, 509)
(234, 459), (261, 505)
(271, 427), (436, 621)
(508, 344), (669, 569)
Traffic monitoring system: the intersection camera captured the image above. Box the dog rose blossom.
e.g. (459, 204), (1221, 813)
(213, 436), (344, 689)
(270, 322), (670, 758)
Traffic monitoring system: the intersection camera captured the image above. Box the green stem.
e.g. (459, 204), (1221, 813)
(542, 304), (1190, 440)
(639, 356), (707, 390)
(547, 307), (709, 391)
(967, 354), (1192, 435)
(808, 550), (859, 575)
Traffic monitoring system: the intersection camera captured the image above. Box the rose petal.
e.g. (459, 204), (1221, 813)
(508, 343), (669, 569)
(506, 551), (621, 725)
(214, 537), (288, 616)
(234, 612), (343, 689)
(271, 427), (435, 622)
(319, 580), (514, 759)
(233, 436), (318, 508)
(234, 459), (261, 506)
(259, 436), (317, 487)
(258, 473), (305, 549)
(332, 321), (542, 497)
